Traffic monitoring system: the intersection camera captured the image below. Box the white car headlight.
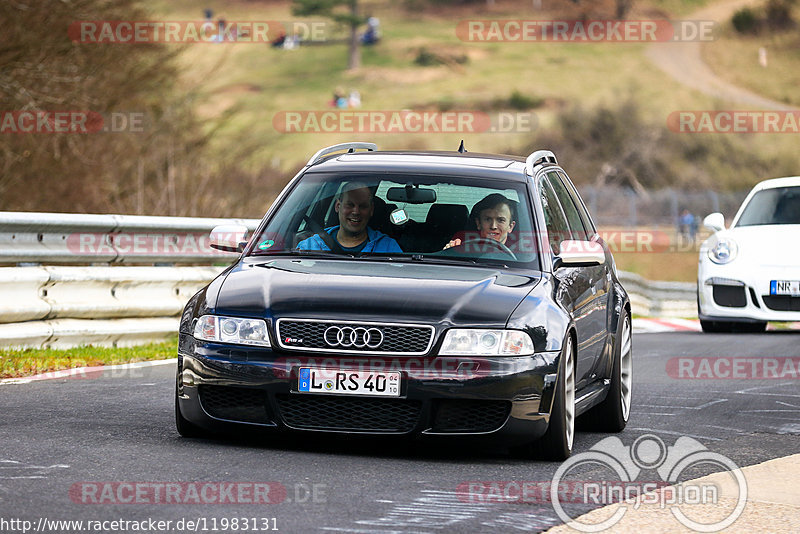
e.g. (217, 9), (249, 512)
(440, 329), (534, 356)
(193, 315), (271, 347)
(708, 236), (738, 264)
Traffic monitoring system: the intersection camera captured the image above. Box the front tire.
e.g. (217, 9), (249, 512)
(175, 381), (205, 438)
(586, 311), (632, 431)
(538, 334), (575, 460)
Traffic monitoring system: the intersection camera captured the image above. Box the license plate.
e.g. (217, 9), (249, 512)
(297, 368), (400, 397)
(770, 280), (800, 296)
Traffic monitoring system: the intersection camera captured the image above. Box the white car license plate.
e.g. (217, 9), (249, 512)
(297, 368), (400, 397)
(770, 280), (800, 296)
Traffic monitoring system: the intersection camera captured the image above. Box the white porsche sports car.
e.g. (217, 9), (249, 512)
(698, 176), (800, 333)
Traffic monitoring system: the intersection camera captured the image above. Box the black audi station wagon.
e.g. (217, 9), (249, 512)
(176, 143), (632, 459)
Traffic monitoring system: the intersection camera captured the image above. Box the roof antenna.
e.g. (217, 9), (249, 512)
(458, 140), (467, 153)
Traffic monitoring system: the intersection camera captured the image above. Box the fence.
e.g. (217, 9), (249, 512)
(583, 186), (749, 227)
(0, 211), (697, 349)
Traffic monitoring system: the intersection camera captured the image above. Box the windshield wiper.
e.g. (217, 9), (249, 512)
(250, 250), (354, 259)
(360, 253), (509, 269)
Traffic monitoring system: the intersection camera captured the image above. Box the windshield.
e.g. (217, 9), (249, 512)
(736, 186), (800, 227)
(247, 172), (539, 268)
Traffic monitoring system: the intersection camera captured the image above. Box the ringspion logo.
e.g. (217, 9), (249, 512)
(550, 434), (746, 532)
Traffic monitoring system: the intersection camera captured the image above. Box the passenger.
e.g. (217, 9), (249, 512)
(444, 193), (517, 249)
(297, 182), (402, 254)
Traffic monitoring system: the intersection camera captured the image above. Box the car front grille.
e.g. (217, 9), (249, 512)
(431, 400), (511, 433)
(275, 394), (422, 432)
(276, 320), (433, 354)
(762, 295), (800, 312)
(199, 385), (270, 424)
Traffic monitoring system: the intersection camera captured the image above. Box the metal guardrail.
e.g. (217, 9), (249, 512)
(0, 266), (226, 348)
(617, 271), (696, 318)
(0, 211), (699, 349)
(0, 211), (261, 264)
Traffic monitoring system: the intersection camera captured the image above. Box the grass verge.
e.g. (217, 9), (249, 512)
(0, 337), (177, 379)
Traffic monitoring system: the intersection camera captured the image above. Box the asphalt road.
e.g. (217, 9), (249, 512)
(1, 331), (799, 533)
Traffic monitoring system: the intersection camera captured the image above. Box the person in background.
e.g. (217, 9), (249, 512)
(348, 90), (361, 108)
(678, 208), (697, 241)
(362, 17), (380, 45)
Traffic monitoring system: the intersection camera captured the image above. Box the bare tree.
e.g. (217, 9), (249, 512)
(292, 0), (366, 70)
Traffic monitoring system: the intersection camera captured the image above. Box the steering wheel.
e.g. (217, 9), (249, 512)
(458, 237), (517, 261)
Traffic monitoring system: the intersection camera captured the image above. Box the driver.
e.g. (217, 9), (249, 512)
(444, 193), (517, 250)
(297, 181), (402, 254)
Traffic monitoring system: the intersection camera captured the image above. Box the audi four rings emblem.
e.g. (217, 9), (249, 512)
(323, 326), (384, 348)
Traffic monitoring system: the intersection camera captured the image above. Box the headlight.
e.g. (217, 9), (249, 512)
(193, 315), (271, 347)
(708, 236), (738, 264)
(440, 329), (534, 356)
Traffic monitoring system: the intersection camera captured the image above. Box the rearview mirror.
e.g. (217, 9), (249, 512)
(556, 240), (605, 268)
(386, 185), (437, 204)
(209, 224), (248, 253)
(703, 212), (725, 233)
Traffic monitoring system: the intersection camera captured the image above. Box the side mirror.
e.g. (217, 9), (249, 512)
(209, 224), (248, 253)
(703, 212), (725, 233)
(556, 240), (605, 268)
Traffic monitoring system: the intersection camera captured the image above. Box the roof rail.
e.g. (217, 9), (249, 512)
(525, 150), (557, 175)
(306, 142), (378, 167)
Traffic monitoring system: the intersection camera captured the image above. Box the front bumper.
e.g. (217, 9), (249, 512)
(177, 334), (560, 445)
(698, 260), (800, 322)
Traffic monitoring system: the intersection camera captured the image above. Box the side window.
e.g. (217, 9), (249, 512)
(559, 171), (596, 236)
(538, 176), (570, 255)
(546, 172), (589, 241)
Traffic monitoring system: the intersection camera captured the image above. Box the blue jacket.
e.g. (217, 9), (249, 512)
(296, 226), (402, 253)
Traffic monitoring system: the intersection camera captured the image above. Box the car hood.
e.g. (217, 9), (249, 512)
(722, 225), (800, 266)
(214, 258), (541, 327)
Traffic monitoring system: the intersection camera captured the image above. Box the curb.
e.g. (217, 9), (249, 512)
(0, 358), (177, 385)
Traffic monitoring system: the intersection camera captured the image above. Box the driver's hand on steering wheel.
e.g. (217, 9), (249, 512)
(443, 238), (462, 250)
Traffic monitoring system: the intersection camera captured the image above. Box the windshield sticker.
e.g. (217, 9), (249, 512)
(258, 239), (275, 250)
